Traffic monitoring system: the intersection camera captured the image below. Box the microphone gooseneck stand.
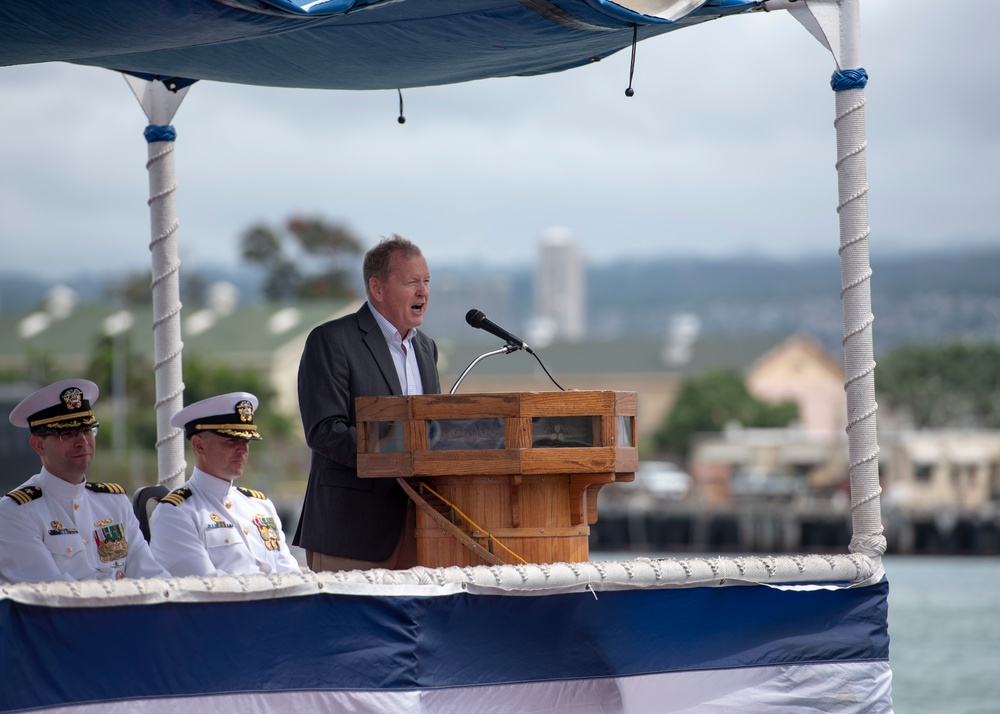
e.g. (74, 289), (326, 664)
(450, 343), (566, 394)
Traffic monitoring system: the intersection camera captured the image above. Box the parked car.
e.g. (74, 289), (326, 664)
(635, 461), (692, 500)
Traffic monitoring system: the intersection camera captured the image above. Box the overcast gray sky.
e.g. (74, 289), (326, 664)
(0, 1), (996, 280)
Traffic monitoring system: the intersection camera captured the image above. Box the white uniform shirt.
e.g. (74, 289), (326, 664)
(148, 468), (301, 577)
(0, 468), (170, 583)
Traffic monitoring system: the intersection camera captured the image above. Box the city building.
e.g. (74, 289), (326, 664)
(531, 227), (584, 344)
(745, 334), (847, 439)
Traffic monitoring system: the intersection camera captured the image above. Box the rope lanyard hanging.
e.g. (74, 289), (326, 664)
(625, 25), (638, 97)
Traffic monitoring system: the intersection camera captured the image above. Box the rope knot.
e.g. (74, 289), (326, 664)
(831, 68), (868, 92)
(144, 124), (177, 143)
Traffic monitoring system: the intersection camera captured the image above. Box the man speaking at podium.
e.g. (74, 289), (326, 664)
(294, 235), (441, 572)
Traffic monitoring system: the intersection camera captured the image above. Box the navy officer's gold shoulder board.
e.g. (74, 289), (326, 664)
(85, 482), (127, 495)
(237, 486), (267, 500)
(5, 486), (43, 505)
(160, 487), (193, 507)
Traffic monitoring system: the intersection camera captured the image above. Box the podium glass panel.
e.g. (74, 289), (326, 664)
(617, 415), (633, 447)
(367, 421), (405, 452)
(531, 416), (596, 448)
(427, 418), (505, 451)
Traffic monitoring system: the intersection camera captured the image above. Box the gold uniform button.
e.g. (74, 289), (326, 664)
(74, 503), (80, 510)
(66, 547), (73, 553)
(82, 538), (88, 545)
(244, 528), (249, 535)
(225, 501), (232, 509)
(225, 538), (231, 543)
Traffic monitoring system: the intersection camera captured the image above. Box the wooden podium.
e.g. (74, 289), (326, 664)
(355, 391), (637, 567)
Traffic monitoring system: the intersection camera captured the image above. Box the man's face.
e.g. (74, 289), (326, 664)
(193, 432), (250, 482)
(369, 253), (430, 338)
(30, 427), (96, 485)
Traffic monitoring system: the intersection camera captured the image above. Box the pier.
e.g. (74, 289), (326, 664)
(590, 498), (1000, 556)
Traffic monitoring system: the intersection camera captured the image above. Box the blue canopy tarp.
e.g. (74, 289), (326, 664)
(0, 0), (755, 89)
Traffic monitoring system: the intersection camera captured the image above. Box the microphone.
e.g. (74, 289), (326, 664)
(465, 309), (532, 353)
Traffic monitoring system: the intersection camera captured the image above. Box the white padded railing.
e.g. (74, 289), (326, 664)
(0, 553), (883, 608)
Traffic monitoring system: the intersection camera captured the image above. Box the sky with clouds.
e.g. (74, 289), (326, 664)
(0, 0), (996, 281)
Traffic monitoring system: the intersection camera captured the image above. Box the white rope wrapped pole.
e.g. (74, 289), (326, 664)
(835, 78), (884, 557)
(145, 127), (186, 490)
(766, 0), (886, 557)
(125, 75), (193, 490)
(832, 1), (885, 557)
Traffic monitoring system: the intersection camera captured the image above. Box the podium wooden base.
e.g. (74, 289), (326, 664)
(408, 475), (592, 567)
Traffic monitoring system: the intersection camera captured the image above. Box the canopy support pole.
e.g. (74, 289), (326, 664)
(767, 0), (885, 557)
(123, 74), (194, 491)
(831, 2), (885, 558)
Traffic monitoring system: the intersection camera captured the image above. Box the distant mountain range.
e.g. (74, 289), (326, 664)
(4, 247), (1000, 355)
(472, 247), (1000, 353)
(575, 248), (1000, 353)
(0, 266), (269, 312)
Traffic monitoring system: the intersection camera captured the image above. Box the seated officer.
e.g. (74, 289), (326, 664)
(149, 392), (302, 577)
(0, 379), (169, 583)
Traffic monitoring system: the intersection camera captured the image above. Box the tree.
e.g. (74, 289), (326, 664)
(86, 334), (293, 449)
(652, 370), (798, 461)
(240, 217), (364, 301)
(85, 332), (157, 449)
(105, 269), (211, 308)
(876, 341), (1000, 428)
(109, 271), (154, 306)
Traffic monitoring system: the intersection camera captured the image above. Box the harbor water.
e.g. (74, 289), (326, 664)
(593, 553), (1000, 713)
(884, 556), (1000, 714)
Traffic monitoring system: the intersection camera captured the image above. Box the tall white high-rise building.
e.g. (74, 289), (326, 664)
(531, 226), (584, 344)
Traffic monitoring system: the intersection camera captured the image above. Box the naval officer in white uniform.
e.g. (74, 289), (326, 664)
(149, 392), (302, 577)
(0, 379), (170, 583)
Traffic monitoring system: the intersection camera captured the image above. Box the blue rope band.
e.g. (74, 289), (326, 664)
(144, 125), (177, 143)
(831, 68), (868, 91)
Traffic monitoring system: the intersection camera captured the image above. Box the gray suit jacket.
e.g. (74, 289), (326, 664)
(293, 302), (440, 560)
